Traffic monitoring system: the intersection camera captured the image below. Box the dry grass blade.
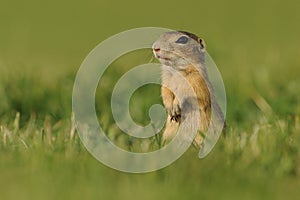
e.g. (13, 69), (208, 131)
(251, 89), (273, 118)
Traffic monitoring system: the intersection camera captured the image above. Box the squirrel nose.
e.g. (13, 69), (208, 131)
(153, 48), (160, 52)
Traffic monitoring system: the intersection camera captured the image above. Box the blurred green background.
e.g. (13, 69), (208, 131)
(0, 0), (300, 199)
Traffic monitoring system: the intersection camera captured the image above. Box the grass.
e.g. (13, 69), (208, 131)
(0, 0), (300, 199)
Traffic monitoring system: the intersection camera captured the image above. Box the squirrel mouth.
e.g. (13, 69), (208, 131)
(155, 54), (170, 61)
(158, 56), (170, 61)
(153, 49), (172, 61)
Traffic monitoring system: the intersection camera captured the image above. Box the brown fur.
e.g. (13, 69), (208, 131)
(153, 31), (225, 149)
(161, 65), (212, 148)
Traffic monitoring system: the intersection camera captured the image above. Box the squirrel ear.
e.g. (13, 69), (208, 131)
(198, 38), (206, 50)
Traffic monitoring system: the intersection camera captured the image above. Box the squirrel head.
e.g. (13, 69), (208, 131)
(152, 31), (206, 70)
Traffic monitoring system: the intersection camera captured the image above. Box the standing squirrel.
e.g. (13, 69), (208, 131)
(152, 31), (225, 149)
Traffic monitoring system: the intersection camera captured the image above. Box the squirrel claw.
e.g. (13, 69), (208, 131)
(170, 116), (176, 122)
(170, 115), (180, 122)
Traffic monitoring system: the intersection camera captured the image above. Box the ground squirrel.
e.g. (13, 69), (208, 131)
(152, 31), (225, 149)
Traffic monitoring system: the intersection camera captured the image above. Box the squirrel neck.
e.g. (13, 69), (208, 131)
(178, 64), (207, 78)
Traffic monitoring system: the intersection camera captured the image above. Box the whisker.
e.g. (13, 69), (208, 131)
(145, 49), (155, 63)
(149, 54), (155, 63)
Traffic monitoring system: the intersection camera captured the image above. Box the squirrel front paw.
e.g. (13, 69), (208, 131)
(168, 98), (181, 122)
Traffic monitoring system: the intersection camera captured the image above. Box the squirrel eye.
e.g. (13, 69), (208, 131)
(175, 36), (189, 44)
